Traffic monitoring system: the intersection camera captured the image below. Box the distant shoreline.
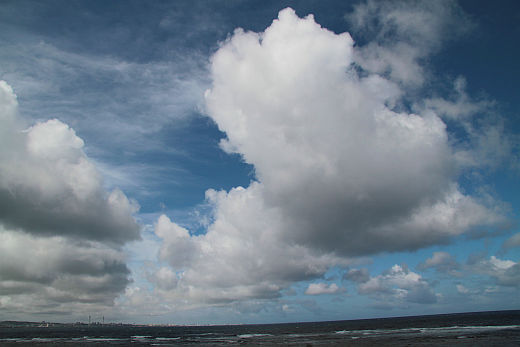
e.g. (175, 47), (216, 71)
(2, 309), (519, 328)
(2, 310), (519, 346)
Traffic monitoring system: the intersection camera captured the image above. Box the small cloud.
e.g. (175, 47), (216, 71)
(456, 284), (470, 294)
(418, 251), (461, 276)
(503, 233), (520, 249)
(470, 256), (520, 288)
(305, 283), (342, 295)
(484, 286), (499, 294)
(344, 268), (370, 283)
(357, 264), (438, 305)
(281, 304), (293, 313)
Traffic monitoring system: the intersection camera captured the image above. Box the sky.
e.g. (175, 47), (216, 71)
(0, 0), (519, 324)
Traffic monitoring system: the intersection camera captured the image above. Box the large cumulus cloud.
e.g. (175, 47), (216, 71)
(151, 6), (507, 306)
(205, 8), (503, 256)
(0, 80), (139, 319)
(0, 81), (139, 244)
(153, 189), (348, 305)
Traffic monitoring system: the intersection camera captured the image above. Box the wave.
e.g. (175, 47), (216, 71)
(335, 324), (520, 337)
(238, 333), (273, 338)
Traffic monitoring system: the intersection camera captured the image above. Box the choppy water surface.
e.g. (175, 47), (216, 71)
(1, 310), (519, 346)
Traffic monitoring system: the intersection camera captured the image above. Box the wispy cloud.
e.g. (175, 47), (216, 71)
(1, 41), (208, 156)
(346, 0), (473, 86)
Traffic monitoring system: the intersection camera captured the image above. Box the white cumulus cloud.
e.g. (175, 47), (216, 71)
(418, 251), (461, 276)
(471, 256), (520, 287)
(356, 264), (438, 304)
(152, 6), (506, 306)
(0, 80), (140, 320)
(0, 81), (140, 244)
(204, 7), (503, 256)
(305, 283), (341, 295)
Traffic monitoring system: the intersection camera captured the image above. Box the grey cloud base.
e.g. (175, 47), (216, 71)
(0, 228), (130, 316)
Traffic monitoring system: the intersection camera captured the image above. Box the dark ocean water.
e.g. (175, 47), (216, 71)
(1, 310), (519, 346)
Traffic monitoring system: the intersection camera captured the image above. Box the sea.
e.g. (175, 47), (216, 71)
(1, 310), (519, 346)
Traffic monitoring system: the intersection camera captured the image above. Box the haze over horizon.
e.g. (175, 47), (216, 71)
(0, 0), (519, 325)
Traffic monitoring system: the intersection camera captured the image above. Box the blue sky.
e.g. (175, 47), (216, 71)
(0, 0), (519, 324)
